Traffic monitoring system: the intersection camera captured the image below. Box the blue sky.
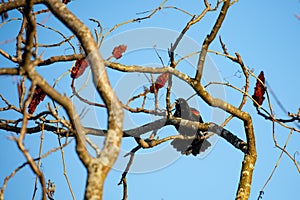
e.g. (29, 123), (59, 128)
(0, 0), (300, 200)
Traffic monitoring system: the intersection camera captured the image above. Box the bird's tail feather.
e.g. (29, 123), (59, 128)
(171, 138), (211, 156)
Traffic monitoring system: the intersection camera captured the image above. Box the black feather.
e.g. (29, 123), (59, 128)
(171, 98), (211, 156)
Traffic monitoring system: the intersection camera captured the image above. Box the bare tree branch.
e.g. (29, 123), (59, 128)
(43, 0), (124, 199)
(195, 0), (231, 82)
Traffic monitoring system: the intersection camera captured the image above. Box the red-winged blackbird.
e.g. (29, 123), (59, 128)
(171, 98), (211, 156)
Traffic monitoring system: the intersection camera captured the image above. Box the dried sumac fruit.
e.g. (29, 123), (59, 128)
(28, 86), (46, 114)
(252, 71), (266, 106)
(149, 72), (169, 93)
(112, 45), (127, 59)
(71, 59), (89, 79)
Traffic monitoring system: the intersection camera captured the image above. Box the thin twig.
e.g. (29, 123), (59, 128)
(36, 22), (76, 54)
(100, 0), (168, 45)
(118, 146), (140, 200)
(136, 5), (194, 17)
(58, 136), (76, 200)
(86, 137), (101, 157)
(259, 130), (294, 194)
(32, 124), (45, 200)
(216, 38), (250, 126)
(38, 35), (75, 48)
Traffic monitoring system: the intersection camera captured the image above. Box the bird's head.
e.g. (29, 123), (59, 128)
(174, 98), (190, 118)
(175, 98), (187, 106)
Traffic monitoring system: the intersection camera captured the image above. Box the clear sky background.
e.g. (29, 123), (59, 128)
(0, 0), (300, 200)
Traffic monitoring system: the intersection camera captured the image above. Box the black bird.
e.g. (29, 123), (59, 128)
(171, 98), (211, 156)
